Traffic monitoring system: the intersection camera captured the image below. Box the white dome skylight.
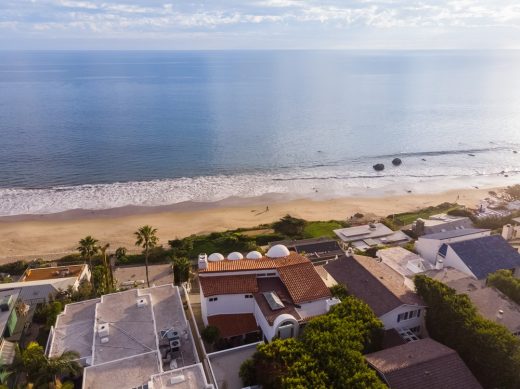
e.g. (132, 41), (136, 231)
(227, 252), (244, 260)
(246, 251), (263, 259)
(266, 244), (290, 258)
(208, 253), (224, 262)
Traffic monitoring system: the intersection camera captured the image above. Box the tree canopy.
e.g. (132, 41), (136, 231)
(240, 296), (385, 388)
(272, 215), (307, 238)
(487, 269), (520, 305)
(414, 275), (520, 389)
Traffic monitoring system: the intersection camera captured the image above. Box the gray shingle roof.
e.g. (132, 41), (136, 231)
(447, 235), (520, 279)
(420, 228), (489, 240)
(324, 255), (423, 316)
(365, 338), (482, 389)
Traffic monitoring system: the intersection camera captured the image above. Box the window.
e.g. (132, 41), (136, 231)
(244, 294), (253, 299)
(209, 297), (218, 302)
(410, 326), (421, 334)
(397, 309), (421, 323)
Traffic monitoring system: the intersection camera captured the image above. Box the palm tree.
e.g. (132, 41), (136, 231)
(172, 257), (191, 285)
(99, 243), (112, 293)
(115, 246), (127, 262)
(14, 342), (81, 388)
(134, 225), (158, 287)
(77, 236), (99, 270)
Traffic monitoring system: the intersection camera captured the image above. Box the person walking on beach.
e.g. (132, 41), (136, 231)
(266, 205), (269, 212)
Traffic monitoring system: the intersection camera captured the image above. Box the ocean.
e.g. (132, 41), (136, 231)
(1, 50), (520, 216)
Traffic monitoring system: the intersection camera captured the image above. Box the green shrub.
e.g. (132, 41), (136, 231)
(487, 269), (520, 305)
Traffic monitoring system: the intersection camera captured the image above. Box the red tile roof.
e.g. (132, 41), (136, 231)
(207, 314), (259, 338)
(199, 275), (258, 297)
(277, 262), (332, 304)
(200, 253), (308, 273)
(254, 277), (301, 325)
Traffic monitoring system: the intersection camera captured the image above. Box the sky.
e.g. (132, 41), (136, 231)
(1, 0), (520, 50)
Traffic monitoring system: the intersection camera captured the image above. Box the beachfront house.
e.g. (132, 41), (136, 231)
(365, 338), (482, 389)
(198, 245), (337, 342)
(0, 264), (91, 304)
(421, 267), (520, 336)
(412, 213), (474, 236)
(415, 228), (491, 263)
(47, 284), (212, 389)
(334, 223), (412, 251)
(434, 235), (520, 280)
(323, 254), (425, 340)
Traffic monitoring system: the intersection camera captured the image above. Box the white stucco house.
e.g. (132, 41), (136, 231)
(324, 255), (426, 340)
(198, 245), (338, 342)
(415, 228), (491, 263)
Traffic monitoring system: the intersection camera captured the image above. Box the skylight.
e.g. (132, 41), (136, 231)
(263, 291), (285, 310)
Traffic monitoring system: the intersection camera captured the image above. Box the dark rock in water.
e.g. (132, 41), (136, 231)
(468, 154), (476, 157)
(421, 158), (427, 161)
(373, 163), (385, 171)
(407, 190), (412, 193)
(505, 175), (509, 177)
(392, 158), (402, 166)
(514, 150), (518, 154)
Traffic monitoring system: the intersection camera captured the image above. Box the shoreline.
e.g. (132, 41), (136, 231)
(0, 187), (496, 263)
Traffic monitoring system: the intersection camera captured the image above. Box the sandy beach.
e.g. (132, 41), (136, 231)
(0, 187), (495, 263)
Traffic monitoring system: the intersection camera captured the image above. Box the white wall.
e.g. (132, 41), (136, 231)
(204, 294), (256, 318)
(416, 230), (491, 263)
(200, 288), (208, 326)
(296, 299), (328, 320)
(441, 247), (476, 278)
(254, 301), (275, 341)
(379, 305), (424, 330)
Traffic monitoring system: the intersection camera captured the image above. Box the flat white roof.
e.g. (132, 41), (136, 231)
(334, 223), (394, 242)
(151, 363), (213, 389)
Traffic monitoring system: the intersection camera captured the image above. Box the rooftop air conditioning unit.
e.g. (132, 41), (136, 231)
(100, 337), (109, 344)
(136, 298), (147, 308)
(97, 323), (109, 338)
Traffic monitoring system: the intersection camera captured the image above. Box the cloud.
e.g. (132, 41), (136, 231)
(1, 0), (520, 48)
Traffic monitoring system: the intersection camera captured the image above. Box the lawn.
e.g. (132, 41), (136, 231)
(388, 203), (460, 227)
(303, 221), (344, 239)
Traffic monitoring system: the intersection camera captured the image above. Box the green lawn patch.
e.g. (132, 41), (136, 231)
(303, 221), (344, 239)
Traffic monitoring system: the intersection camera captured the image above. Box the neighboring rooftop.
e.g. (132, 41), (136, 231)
(377, 247), (433, 277)
(21, 264), (86, 282)
(270, 238), (344, 261)
(151, 363), (213, 389)
(324, 255), (423, 316)
(418, 267), (472, 285)
(334, 223), (411, 250)
(114, 264), (173, 288)
(445, 235), (520, 279)
(419, 228), (490, 241)
(49, 285), (202, 389)
(0, 288), (21, 336)
(208, 343), (259, 389)
(365, 338), (482, 389)
(446, 276), (520, 334)
(413, 214), (474, 236)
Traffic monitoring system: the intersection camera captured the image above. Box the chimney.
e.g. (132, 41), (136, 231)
(497, 309), (504, 320)
(198, 253), (208, 270)
(502, 224), (513, 241)
(435, 259), (444, 270)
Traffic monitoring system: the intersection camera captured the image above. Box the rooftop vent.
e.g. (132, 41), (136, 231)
(368, 223), (377, 230)
(100, 337), (109, 344)
(497, 309), (504, 320)
(97, 323), (109, 338)
(136, 298), (147, 308)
